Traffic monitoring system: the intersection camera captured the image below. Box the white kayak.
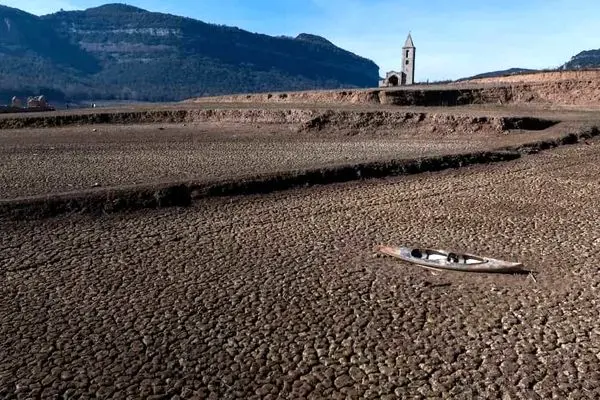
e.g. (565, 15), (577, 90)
(375, 245), (524, 273)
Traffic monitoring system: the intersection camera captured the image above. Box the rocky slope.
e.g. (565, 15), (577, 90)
(561, 49), (600, 69)
(0, 4), (379, 102)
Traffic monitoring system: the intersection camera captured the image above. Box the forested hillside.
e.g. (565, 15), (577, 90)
(0, 4), (379, 102)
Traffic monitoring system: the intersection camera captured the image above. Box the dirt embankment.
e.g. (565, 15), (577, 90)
(0, 108), (558, 135)
(299, 111), (557, 135)
(189, 90), (383, 105)
(505, 80), (600, 106)
(188, 70), (600, 107)
(188, 88), (517, 107)
(458, 70), (600, 106)
(0, 109), (311, 129)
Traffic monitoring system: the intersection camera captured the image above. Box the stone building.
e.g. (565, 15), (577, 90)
(379, 33), (416, 87)
(27, 95), (48, 108)
(10, 96), (22, 108)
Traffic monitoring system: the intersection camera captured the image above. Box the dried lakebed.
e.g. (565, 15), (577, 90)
(0, 123), (495, 200)
(2, 142), (600, 398)
(0, 121), (597, 218)
(0, 112), (584, 198)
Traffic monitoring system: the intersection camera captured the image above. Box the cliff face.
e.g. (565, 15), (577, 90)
(0, 4), (380, 102)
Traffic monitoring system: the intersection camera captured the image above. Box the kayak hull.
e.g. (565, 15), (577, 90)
(376, 245), (524, 273)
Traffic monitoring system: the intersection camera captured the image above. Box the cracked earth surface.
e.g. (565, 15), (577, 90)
(0, 123), (486, 200)
(0, 120), (579, 200)
(2, 142), (600, 398)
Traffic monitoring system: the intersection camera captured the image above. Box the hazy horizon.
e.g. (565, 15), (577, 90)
(2, 0), (599, 81)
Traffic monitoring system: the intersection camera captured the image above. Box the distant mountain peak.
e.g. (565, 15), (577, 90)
(0, 4), (35, 17)
(458, 67), (538, 81)
(295, 33), (335, 47)
(562, 48), (600, 70)
(84, 3), (147, 14)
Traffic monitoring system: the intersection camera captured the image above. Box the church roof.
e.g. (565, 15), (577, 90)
(404, 33), (415, 48)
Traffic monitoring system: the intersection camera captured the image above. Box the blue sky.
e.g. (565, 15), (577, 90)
(3, 0), (599, 81)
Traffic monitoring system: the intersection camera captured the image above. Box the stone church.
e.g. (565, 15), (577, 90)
(379, 33), (416, 87)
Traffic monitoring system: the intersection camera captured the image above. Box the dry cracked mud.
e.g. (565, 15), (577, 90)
(2, 141), (600, 398)
(0, 117), (582, 200)
(0, 123), (483, 199)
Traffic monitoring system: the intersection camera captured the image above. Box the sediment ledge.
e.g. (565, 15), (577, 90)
(189, 76), (600, 107)
(502, 127), (599, 154)
(0, 126), (600, 219)
(1, 126), (597, 220)
(299, 111), (557, 133)
(0, 151), (521, 220)
(0, 108), (558, 132)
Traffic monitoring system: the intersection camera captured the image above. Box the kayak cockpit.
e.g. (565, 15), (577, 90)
(410, 248), (487, 265)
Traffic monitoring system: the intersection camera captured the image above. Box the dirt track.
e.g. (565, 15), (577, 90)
(2, 141), (600, 398)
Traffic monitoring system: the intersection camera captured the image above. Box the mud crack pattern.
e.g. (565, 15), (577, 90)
(2, 143), (600, 398)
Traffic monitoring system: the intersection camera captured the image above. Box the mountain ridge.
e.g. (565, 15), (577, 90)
(0, 4), (379, 102)
(457, 68), (539, 81)
(561, 49), (600, 70)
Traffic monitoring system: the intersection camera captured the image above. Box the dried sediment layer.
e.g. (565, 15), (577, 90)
(190, 90), (383, 104)
(379, 87), (543, 106)
(1, 130), (490, 199)
(299, 110), (557, 134)
(0, 151), (520, 220)
(518, 80), (600, 106)
(4, 139), (600, 398)
(189, 88), (522, 107)
(1, 127), (596, 220)
(451, 69), (600, 106)
(454, 80), (600, 107)
(189, 73), (600, 107)
(0, 109), (310, 130)
(0, 108), (558, 133)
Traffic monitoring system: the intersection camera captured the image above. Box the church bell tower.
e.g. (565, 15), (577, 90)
(402, 33), (416, 85)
